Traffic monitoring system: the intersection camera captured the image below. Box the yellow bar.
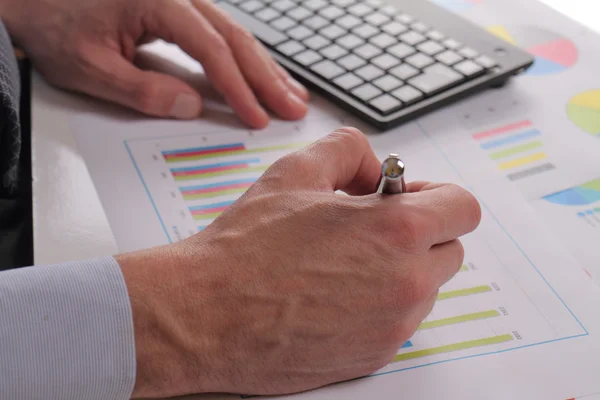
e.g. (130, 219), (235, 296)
(174, 165), (269, 180)
(166, 142), (308, 162)
(393, 334), (513, 362)
(183, 188), (248, 200)
(498, 152), (547, 171)
(193, 212), (222, 220)
(418, 310), (500, 330)
(460, 264), (469, 272)
(437, 285), (492, 300)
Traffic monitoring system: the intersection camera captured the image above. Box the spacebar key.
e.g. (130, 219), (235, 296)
(217, 2), (288, 46)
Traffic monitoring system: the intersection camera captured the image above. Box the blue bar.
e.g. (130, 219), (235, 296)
(162, 142), (244, 155)
(189, 200), (235, 211)
(171, 158), (261, 173)
(198, 226), (207, 231)
(586, 210), (594, 215)
(401, 341), (413, 349)
(480, 129), (541, 150)
(180, 178), (257, 191)
(577, 212), (586, 217)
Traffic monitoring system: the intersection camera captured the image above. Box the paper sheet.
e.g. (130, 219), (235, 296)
(68, 0), (600, 398)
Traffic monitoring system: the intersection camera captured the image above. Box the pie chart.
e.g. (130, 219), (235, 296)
(487, 25), (578, 76)
(431, 0), (481, 12)
(543, 179), (600, 206)
(567, 90), (600, 137)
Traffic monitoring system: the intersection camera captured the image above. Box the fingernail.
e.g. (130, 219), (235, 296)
(288, 91), (308, 110)
(170, 94), (201, 119)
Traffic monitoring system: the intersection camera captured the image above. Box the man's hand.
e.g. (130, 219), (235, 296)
(1, 0), (309, 127)
(115, 127), (482, 398)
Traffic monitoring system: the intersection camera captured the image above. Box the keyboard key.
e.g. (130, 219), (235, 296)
(353, 24), (379, 39)
(390, 63), (419, 80)
(396, 14), (414, 24)
(372, 75), (403, 91)
(454, 59), (484, 76)
(381, 21), (408, 36)
(338, 54), (366, 70)
(408, 63), (463, 94)
(436, 50), (463, 66)
(271, 16), (296, 31)
(405, 53), (434, 69)
(475, 55), (497, 68)
(219, 2), (288, 46)
(320, 25), (346, 40)
(337, 34), (364, 50)
(371, 53), (400, 69)
(333, 73), (364, 90)
(276, 40), (305, 56)
(427, 30), (445, 41)
(311, 59), (345, 78)
(442, 38), (461, 50)
(320, 44), (348, 60)
(387, 42), (415, 59)
(399, 31), (426, 45)
(458, 47), (479, 59)
(351, 83), (382, 101)
(392, 85), (422, 103)
(381, 5), (399, 15)
(288, 25), (313, 41)
(240, 0), (264, 13)
(319, 5), (345, 20)
(255, 7), (280, 22)
(366, 0), (383, 7)
(272, 0), (295, 12)
(304, 34), (330, 50)
(365, 12), (390, 26)
(293, 49), (322, 66)
(348, 3), (373, 17)
(354, 43), (382, 59)
(287, 6), (312, 21)
(355, 64), (385, 81)
(370, 94), (402, 113)
(370, 33), (396, 48)
(411, 21), (428, 32)
(337, 15), (362, 30)
(303, 15), (328, 30)
(416, 40), (445, 56)
(332, 0), (355, 6)
(304, 0), (327, 10)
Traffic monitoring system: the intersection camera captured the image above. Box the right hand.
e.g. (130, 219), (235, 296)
(116, 127), (482, 399)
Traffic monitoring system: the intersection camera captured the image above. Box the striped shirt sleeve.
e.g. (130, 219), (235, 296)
(0, 256), (136, 399)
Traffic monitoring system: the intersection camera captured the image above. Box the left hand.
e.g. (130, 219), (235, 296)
(2, 0), (310, 128)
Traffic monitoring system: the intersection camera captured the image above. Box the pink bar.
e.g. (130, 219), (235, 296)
(472, 120), (532, 140)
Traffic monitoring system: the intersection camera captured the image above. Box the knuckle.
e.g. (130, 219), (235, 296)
(135, 82), (161, 114)
(448, 184), (482, 230)
(386, 211), (429, 250)
(230, 23), (257, 46)
(398, 270), (433, 306)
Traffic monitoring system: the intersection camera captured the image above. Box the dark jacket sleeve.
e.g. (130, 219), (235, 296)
(0, 18), (20, 198)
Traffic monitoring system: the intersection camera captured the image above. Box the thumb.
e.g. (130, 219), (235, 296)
(77, 47), (202, 119)
(269, 127), (382, 196)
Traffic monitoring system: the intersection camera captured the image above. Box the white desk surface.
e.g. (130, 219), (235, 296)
(31, 0), (600, 265)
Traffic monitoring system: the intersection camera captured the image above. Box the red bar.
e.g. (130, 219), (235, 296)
(191, 205), (230, 215)
(472, 120), (532, 140)
(183, 182), (253, 195)
(164, 145), (245, 160)
(172, 164), (248, 177)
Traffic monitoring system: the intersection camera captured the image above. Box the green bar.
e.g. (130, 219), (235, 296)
(488, 141), (543, 160)
(437, 285), (492, 300)
(460, 264), (469, 272)
(166, 142), (308, 162)
(594, 207), (600, 213)
(193, 212), (222, 220)
(174, 165), (269, 180)
(418, 310), (500, 330)
(392, 334), (513, 362)
(183, 187), (248, 200)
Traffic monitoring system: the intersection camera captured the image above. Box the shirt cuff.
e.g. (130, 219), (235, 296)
(0, 256), (136, 399)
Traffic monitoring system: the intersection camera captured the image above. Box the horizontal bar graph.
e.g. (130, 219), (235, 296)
(190, 200), (235, 220)
(437, 285), (492, 300)
(163, 142), (306, 162)
(418, 310), (500, 330)
(171, 159), (268, 181)
(392, 334), (513, 362)
(180, 178), (257, 200)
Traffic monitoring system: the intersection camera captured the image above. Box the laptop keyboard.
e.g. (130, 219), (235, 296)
(216, 0), (499, 117)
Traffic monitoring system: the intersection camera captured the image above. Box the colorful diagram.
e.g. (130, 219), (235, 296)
(431, 0), (481, 12)
(543, 179), (600, 206)
(567, 90), (600, 137)
(487, 25), (578, 75)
